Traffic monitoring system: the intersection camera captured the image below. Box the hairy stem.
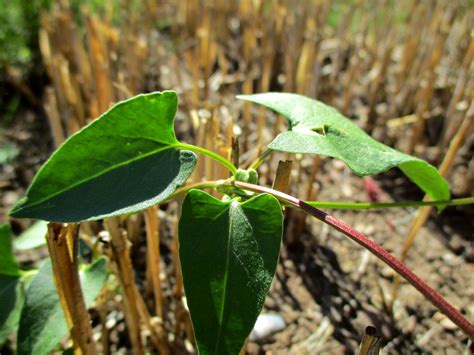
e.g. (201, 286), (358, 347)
(230, 181), (474, 338)
(178, 143), (238, 175)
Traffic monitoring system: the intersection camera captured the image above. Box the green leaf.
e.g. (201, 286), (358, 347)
(17, 257), (108, 355)
(0, 224), (21, 277)
(0, 275), (24, 345)
(179, 190), (283, 355)
(0, 140), (19, 164)
(0, 224), (30, 345)
(14, 221), (48, 250)
(237, 93), (450, 202)
(80, 257), (108, 306)
(10, 91), (197, 222)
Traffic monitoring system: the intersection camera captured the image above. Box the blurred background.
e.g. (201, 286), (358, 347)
(1, 0), (473, 353)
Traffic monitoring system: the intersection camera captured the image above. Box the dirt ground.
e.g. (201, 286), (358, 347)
(2, 99), (473, 354)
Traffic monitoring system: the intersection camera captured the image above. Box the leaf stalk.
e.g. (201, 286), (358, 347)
(248, 148), (273, 170)
(178, 143), (238, 175)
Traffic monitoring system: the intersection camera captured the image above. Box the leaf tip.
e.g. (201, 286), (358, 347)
(8, 198), (27, 218)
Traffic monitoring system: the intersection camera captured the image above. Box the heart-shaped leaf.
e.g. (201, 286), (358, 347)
(179, 190), (283, 355)
(17, 257), (108, 355)
(10, 91), (196, 222)
(237, 93), (449, 202)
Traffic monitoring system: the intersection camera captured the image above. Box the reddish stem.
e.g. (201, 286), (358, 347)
(232, 181), (474, 338)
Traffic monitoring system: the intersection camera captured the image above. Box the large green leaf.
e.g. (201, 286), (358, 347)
(179, 190), (283, 355)
(0, 224), (20, 277)
(17, 257), (108, 355)
(237, 93), (449, 202)
(10, 91), (197, 222)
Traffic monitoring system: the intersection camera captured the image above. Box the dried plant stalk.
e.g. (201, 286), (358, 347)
(272, 160), (293, 194)
(104, 218), (144, 355)
(47, 224), (97, 355)
(86, 15), (114, 114)
(145, 206), (163, 318)
(44, 88), (66, 147)
(357, 326), (381, 355)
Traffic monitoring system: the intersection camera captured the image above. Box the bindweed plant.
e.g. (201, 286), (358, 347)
(4, 91), (474, 353)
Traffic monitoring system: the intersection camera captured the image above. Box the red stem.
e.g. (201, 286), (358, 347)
(232, 181), (474, 338)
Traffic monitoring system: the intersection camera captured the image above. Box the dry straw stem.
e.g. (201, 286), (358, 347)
(104, 218), (144, 355)
(145, 206), (164, 318)
(272, 160), (293, 194)
(172, 215), (183, 298)
(391, 104), (474, 307)
(108, 216), (168, 353)
(442, 38), (474, 148)
(357, 326), (381, 355)
(409, 5), (455, 153)
(291, 156), (322, 243)
(46, 223), (96, 355)
(44, 87), (66, 148)
(133, 284), (171, 355)
(366, 28), (395, 132)
(85, 15), (114, 114)
(170, 210), (195, 346)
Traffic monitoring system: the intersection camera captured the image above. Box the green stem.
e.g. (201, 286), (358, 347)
(178, 143), (238, 175)
(20, 269), (38, 278)
(163, 180), (227, 203)
(248, 148), (273, 170)
(304, 197), (474, 209)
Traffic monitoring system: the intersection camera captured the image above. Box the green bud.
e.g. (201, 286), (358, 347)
(234, 168), (250, 182)
(247, 169), (258, 184)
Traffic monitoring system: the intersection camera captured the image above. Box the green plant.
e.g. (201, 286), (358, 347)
(0, 0), (51, 69)
(5, 91), (474, 353)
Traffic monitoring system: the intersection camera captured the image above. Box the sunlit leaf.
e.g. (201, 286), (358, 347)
(10, 91), (197, 222)
(237, 93), (450, 202)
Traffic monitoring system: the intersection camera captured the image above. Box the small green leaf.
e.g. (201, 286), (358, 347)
(179, 190), (283, 355)
(0, 140), (19, 164)
(80, 257), (108, 306)
(237, 93), (450, 202)
(17, 257), (108, 355)
(14, 221), (48, 250)
(10, 91), (197, 222)
(0, 224), (21, 277)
